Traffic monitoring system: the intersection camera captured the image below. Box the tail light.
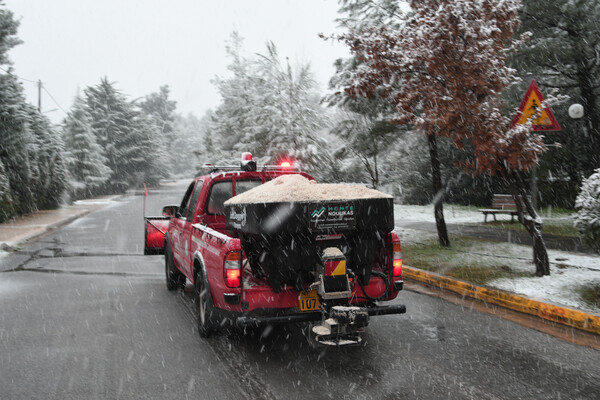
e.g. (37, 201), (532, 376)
(224, 251), (242, 288)
(391, 242), (403, 278)
(280, 161), (292, 167)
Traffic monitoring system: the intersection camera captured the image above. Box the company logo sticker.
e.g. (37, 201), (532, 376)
(311, 206), (326, 219)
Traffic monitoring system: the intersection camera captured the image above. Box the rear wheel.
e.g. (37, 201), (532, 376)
(165, 244), (185, 291)
(195, 271), (217, 338)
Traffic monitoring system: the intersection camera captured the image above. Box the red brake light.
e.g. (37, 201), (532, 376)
(226, 269), (241, 288)
(392, 242), (402, 278)
(392, 259), (403, 277)
(224, 251), (242, 288)
(280, 161), (291, 168)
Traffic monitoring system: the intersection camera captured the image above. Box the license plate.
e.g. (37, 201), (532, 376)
(299, 290), (321, 312)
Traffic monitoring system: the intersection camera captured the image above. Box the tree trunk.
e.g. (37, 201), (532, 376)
(502, 168), (550, 276)
(579, 71), (600, 168)
(427, 133), (450, 247)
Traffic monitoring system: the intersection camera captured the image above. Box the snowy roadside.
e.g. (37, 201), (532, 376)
(393, 204), (600, 314)
(394, 203), (575, 224)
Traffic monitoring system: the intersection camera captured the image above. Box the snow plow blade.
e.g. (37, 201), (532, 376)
(144, 216), (170, 255)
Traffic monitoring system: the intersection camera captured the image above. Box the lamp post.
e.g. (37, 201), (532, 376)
(568, 103), (584, 182)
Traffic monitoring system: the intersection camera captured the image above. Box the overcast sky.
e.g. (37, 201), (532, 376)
(3, 0), (350, 123)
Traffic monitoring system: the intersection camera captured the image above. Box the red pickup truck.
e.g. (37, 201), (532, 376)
(144, 155), (406, 345)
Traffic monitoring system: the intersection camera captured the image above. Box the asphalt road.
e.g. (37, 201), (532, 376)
(0, 181), (598, 399)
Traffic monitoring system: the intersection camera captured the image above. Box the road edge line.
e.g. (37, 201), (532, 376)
(403, 265), (600, 336)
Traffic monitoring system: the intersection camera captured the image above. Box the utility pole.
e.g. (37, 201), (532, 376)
(37, 79), (42, 112)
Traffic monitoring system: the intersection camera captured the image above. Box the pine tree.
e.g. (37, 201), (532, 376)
(139, 85), (176, 177)
(255, 43), (327, 171)
(62, 94), (111, 198)
(85, 78), (133, 192)
(0, 3), (21, 66)
(211, 34), (328, 174)
(84, 78), (164, 191)
(0, 2), (66, 214)
(170, 112), (209, 175)
(128, 110), (167, 187)
(0, 4), (32, 217)
(26, 105), (67, 209)
(0, 72), (37, 215)
(0, 158), (14, 222)
(211, 32), (258, 156)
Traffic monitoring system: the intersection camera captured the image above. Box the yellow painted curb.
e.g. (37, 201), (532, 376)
(403, 266), (600, 336)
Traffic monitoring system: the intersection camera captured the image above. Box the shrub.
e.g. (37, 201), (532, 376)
(574, 168), (600, 253)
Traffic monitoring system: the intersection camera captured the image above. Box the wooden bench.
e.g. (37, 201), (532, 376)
(479, 194), (519, 223)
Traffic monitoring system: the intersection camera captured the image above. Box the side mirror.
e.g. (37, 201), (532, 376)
(162, 205), (178, 218)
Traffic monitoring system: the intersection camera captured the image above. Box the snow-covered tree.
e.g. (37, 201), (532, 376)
(337, 0), (552, 275)
(169, 112), (210, 176)
(139, 85), (177, 177)
(62, 94), (111, 198)
(85, 78), (133, 192)
(0, 158), (14, 222)
(574, 168), (600, 253)
(25, 105), (67, 209)
(0, 3), (21, 66)
(0, 72), (37, 216)
(326, 56), (403, 189)
(211, 33), (328, 174)
(127, 110), (168, 187)
(329, 110), (399, 189)
(84, 78), (166, 191)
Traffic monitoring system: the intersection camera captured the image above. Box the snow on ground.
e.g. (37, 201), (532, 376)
(73, 198), (116, 206)
(394, 203), (577, 224)
(393, 204), (600, 314)
(395, 204), (489, 224)
(492, 264), (600, 312)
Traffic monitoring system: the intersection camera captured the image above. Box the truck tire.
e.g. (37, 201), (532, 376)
(165, 243), (185, 291)
(195, 271), (217, 338)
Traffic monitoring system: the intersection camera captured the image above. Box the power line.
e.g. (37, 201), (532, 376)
(0, 65), (68, 115)
(41, 84), (68, 114)
(0, 65), (38, 83)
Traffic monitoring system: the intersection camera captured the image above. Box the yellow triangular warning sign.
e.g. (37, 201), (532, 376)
(512, 80), (561, 131)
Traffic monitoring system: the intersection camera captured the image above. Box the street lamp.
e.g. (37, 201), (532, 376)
(568, 103), (584, 119)
(568, 103), (584, 181)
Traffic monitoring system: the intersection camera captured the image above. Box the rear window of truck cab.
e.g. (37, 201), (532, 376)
(206, 179), (262, 215)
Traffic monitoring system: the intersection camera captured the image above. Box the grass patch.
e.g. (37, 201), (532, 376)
(402, 235), (534, 285)
(579, 284), (600, 309)
(446, 265), (532, 285)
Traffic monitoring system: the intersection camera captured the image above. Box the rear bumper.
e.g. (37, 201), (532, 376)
(234, 304), (406, 327)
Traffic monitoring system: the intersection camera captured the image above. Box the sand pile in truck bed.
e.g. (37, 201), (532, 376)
(225, 174), (392, 205)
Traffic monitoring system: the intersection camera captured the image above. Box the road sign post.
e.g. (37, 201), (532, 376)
(511, 80), (561, 210)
